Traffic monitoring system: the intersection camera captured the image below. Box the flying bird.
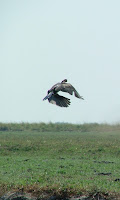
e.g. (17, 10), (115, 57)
(43, 79), (84, 107)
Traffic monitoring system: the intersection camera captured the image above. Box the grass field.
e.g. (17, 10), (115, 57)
(0, 123), (120, 198)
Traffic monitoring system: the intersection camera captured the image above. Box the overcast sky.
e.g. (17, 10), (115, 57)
(1, 0), (120, 124)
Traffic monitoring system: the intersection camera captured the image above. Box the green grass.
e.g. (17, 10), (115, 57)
(0, 127), (120, 197)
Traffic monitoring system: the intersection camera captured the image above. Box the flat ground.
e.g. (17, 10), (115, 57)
(0, 124), (120, 199)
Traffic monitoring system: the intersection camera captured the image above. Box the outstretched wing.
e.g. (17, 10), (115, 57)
(55, 83), (84, 99)
(48, 94), (71, 107)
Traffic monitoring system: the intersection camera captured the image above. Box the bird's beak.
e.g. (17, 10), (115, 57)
(43, 91), (53, 101)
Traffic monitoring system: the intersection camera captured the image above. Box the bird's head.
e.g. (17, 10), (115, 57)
(61, 79), (67, 83)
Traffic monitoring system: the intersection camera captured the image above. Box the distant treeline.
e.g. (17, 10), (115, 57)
(0, 122), (120, 132)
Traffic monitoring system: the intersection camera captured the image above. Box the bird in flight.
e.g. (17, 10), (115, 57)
(43, 79), (84, 107)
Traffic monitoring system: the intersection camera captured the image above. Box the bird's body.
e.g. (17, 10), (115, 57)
(43, 79), (84, 107)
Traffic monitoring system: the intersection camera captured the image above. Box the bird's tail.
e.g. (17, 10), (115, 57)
(43, 91), (53, 101)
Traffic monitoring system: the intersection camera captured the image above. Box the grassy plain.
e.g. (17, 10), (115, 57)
(0, 123), (120, 198)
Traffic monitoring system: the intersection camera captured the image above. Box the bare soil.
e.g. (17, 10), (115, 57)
(0, 190), (119, 200)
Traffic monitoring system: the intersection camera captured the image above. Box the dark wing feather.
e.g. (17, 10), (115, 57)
(48, 94), (71, 107)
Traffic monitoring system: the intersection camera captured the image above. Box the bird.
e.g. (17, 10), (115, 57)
(43, 79), (84, 107)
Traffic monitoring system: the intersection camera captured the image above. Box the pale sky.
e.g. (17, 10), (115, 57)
(1, 0), (120, 124)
